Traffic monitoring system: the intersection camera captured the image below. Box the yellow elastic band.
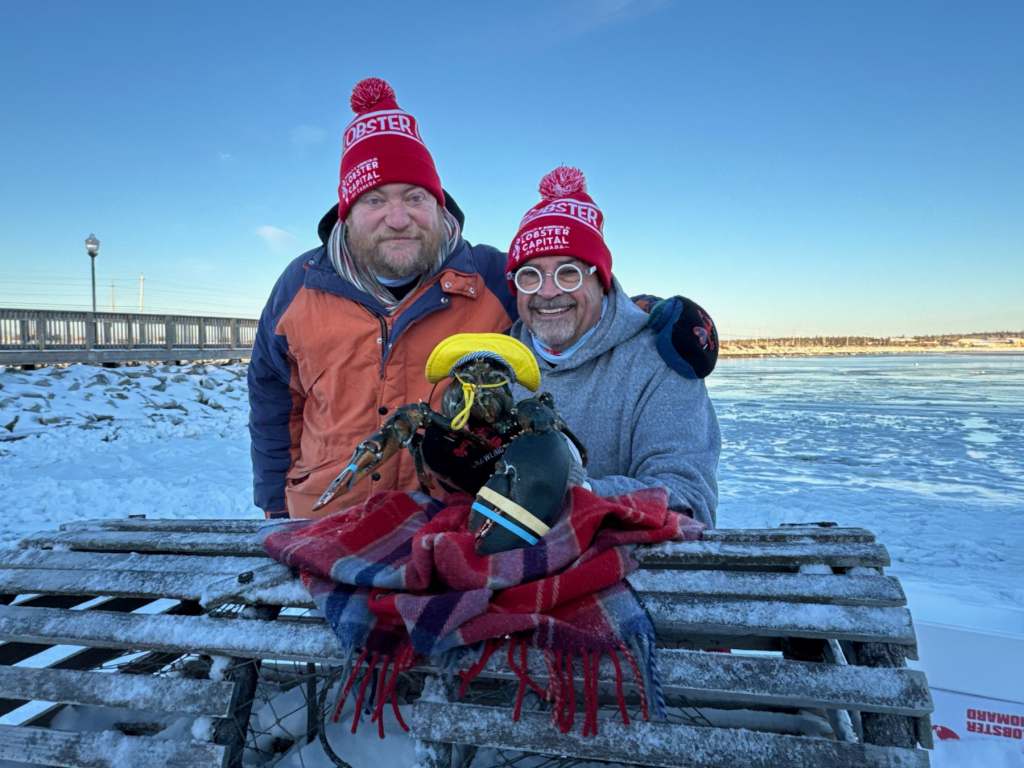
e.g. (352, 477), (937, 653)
(450, 374), (509, 430)
(476, 485), (550, 537)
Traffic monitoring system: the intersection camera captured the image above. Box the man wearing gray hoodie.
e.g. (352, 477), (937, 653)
(505, 167), (720, 527)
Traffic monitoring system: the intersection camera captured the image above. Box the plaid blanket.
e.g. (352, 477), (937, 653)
(262, 486), (703, 736)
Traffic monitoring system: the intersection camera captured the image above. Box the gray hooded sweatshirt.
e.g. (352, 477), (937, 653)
(510, 279), (720, 527)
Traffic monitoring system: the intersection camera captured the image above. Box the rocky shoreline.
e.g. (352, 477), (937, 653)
(719, 343), (1024, 359)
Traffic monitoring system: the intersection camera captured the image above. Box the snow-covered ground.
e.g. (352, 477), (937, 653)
(2, 354), (1023, 766)
(0, 362), (258, 541)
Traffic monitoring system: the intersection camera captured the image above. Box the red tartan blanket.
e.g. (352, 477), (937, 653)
(262, 486), (703, 736)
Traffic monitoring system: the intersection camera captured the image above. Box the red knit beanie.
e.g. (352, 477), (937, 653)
(506, 167), (612, 291)
(337, 78), (444, 222)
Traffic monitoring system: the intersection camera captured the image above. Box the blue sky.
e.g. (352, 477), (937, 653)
(1, 0), (1021, 337)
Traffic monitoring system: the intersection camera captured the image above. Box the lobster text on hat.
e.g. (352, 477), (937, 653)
(520, 199), (601, 233)
(511, 225), (571, 262)
(345, 110), (422, 150)
(340, 158), (382, 203)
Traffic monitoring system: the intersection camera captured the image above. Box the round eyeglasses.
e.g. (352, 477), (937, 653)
(511, 263), (597, 294)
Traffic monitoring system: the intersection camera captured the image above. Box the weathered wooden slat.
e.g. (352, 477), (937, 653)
(703, 527), (875, 543)
(636, 541), (891, 569)
(479, 647), (931, 716)
(0, 604), (928, 718)
(60, 518), (876, 543)
(18, 530), (265, 556)
(0, 548), (270, 575)
(628, 570), (906, 607)
(0, 564), (305, 607)
(1, 589), (916, 656)
(59, 518), (268, 534)
(409, 702), (929, 768)
(645, 595), (916, 646)
(12, 534), (883, 568)
(0, 565), (904, 611)
(0, 725), (225, 768)
(0, 666), (235, 716)
(0, 605), (345, 663)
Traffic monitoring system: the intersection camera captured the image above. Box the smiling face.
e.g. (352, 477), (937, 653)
(515, 255), (605, 352)
(345, 183), (445, 280)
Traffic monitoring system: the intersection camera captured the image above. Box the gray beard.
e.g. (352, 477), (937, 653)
(526, 300), (579, 350)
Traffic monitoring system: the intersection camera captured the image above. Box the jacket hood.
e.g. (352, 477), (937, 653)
(511, 277), (648, 372)
(317, 188), (467, 244)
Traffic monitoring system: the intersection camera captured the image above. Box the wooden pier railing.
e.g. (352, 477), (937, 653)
(0, 309), (257, 366)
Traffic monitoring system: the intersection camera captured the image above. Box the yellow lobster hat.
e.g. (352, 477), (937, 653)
(424, 333), (540, 392)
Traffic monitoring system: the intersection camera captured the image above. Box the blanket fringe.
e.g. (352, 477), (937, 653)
(332, 644), (416, 737)
(457, 637), (652, 736)
(332, 635), (657, 738)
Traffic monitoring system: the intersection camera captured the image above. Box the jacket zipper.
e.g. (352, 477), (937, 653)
(378, 316), (389, 379)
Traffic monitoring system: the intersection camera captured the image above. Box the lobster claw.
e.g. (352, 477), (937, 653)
(313, 438), (386, 511)
(313, 463), (356, 511)
(313, 404), (433, 512)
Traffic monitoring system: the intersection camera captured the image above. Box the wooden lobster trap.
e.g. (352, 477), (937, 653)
(0, 518), (932, 767)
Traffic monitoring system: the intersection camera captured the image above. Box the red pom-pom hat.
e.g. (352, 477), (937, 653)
(506, 166), (612, 291)
(337, 78), (443, 222)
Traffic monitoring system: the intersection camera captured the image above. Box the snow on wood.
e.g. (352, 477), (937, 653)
(18, 530), (264, 556)
(0, 725), (225, 768)
(475, 647), (931, 716)
(59, 518), (267, 534)
(0, 605), (344, 663)
(58, 518), (878, 541)
(409, 702), (930, 768)
(628, 569), (906, 606)
(0, 666), (234, 716)
(702, 527), (876, 543)
(0, 548), (270, 575)
(636, 540), (891, 568)
(643, 595), (916, 646)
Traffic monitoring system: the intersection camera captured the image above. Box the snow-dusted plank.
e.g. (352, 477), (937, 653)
(59, 519), (877, 542)
(478, 647), (931, 717)
(628, 570), (906, 606)
(0, 605), (345, 663)
(0, 725), (225, 768)
(18, 530), (264, 556)
(635, 540), (890, 569)
(18, 532), (888, 567)
(409, 702), (929, 768)
(703, 527), (875, 543)
(0, 666), (234, 716)
(59, 518), (266, 534)
(644, 595), (916, 646)
(0, 564), (308, 607)
(0, 548), (270, 575)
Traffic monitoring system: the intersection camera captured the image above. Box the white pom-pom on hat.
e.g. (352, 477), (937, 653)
(538, 166), (587, 200)
(350, 77), (396, 113)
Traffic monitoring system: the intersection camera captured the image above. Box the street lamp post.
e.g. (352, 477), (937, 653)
(84, 233), (100, 314)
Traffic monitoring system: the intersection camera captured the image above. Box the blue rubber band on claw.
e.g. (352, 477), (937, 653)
(472, 502), (539, 546)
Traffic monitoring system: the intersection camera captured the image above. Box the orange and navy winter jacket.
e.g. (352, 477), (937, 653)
(248, 211), (516, 519)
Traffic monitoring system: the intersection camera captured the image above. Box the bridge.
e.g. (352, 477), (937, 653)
(0, 308), (257, 367)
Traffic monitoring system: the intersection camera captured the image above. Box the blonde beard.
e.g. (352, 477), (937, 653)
(346, 216), (446, 281)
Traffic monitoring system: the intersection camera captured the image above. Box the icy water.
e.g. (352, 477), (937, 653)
(708, 354), (1024, 613)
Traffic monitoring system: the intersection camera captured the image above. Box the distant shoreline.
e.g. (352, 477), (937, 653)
(719, 345), (1024, 359)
